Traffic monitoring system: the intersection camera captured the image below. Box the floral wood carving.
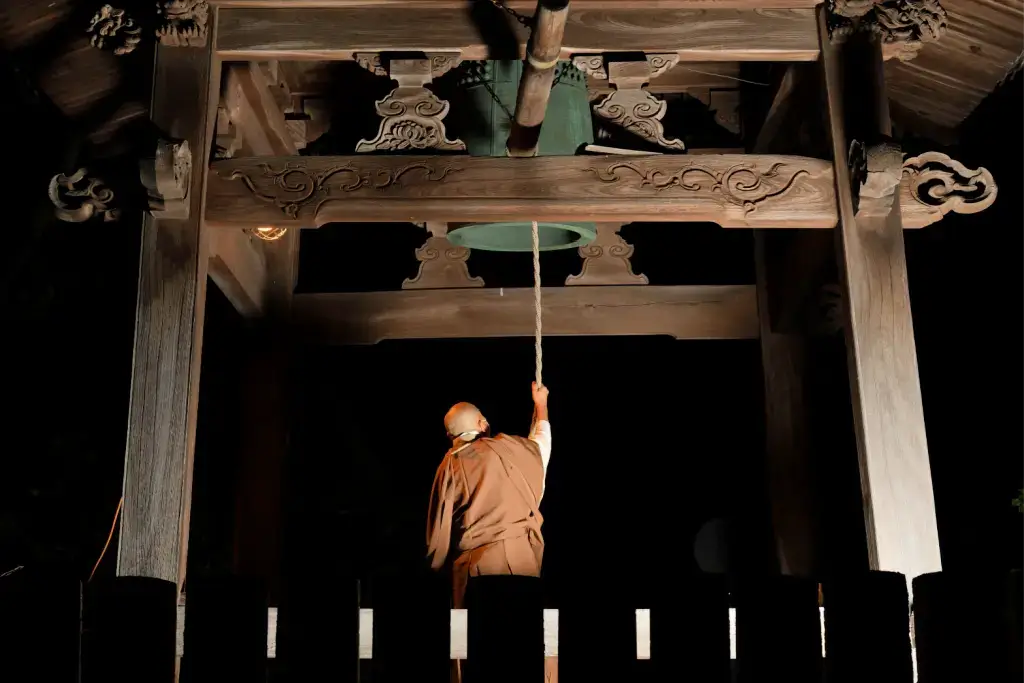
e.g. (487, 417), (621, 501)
(645, 54), (679, 79)
(827, 0), (947, 61)
(140, 138), (192, 219)
(88, 5), (142, 55)
(592, 59), (685, 151)
(572, 55), (606, 79)
(585, 162), (811, 215)
(355, 58), (466, 153)
(354, 53), (387, 76)
(565, 223), (648, 286)
(48, 169), (119, 223)
(226, 161), (462, 220)
(156, 0), (209, 47)
(403, 224), (484, 289)
(356, 53), (462, 79)
(594, 90), (685, 151)
(901, 151), (997, 219)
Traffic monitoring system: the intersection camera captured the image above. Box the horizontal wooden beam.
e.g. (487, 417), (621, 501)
(206, 153), (837, 228)
(590, 63), (742, 95)
(205, 152), (994, 230)
(213, 0), (822, 8)
(291, 285), (759, 344)
(216, 7), (820, 62)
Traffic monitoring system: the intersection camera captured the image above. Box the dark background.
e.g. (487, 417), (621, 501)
(1, 48), (1020, 595)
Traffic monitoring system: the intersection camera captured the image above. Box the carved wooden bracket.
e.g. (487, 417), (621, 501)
(901, 151), (997, 224)
(403, 222), (484, 289)
(48, 169), (119, 223)
(827, 0), (947, 61)
(140, 138), (193, 219)
(566, 223), (648, 286)
(355, 54), (466, 153)
(850, 138), (903, 218)
(88, 1), (208, 54)
(156, 0), (209, 48)
(87, 5), (142, 56)
(577, 56), (685, 152)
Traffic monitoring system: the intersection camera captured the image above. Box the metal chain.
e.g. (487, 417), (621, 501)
(486, 0), (535, 28)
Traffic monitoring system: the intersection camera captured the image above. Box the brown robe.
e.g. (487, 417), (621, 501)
(426, 433), (545, 608)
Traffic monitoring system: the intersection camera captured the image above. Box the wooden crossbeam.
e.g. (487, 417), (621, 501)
(206, 153), (837, 228)
(216, 7), (820, 62)
(204, 152), (986, 231)
(292, 285), (759, 345)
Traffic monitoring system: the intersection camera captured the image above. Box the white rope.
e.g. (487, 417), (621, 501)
(531, 220), (542, 387)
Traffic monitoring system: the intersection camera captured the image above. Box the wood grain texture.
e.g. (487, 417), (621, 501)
(588, 61), (744, 94)
(205, 153), (838, 228)
(118, 40), (219, 586)
(215, 7), (820, 61)
(292, 285), (758, 344)
(886, 0), (1024, 132)
(507, 3), (569, 156)
(819, 8), (941, 582)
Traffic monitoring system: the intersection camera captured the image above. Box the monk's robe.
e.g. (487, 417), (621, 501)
(426, 424), (550, 608)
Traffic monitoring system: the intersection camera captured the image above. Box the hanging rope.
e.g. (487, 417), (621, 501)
(532, 220), (543, 387)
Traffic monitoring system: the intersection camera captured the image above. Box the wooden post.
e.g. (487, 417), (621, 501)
(506, 0), (570, 157)
(755, 235), (819, 576)
(752, 65), (824, 577)
(118, 34), (220, 587)
(818, 6), (942, 582)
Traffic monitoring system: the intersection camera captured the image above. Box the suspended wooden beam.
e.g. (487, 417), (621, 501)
(507, 0), (570, 157)
(204, 152), (993, 230)
(819, 5), (939, 583)
(292, 285), (758, 345)
(215, 7), (820, 62)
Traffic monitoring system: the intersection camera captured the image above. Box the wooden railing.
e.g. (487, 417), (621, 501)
(0, 570), (1020, 682)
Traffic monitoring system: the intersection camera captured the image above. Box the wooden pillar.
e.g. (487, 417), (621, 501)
(218, 62), (302, 599)
(118, 36), (220, 587)
(752, 65), (826, 577)
(506, 0), (570, 157)
(818, 7), (942, 582)
(755, 234), (819, 576)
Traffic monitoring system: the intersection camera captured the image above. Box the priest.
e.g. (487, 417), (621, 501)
(426, 382), (551, 608)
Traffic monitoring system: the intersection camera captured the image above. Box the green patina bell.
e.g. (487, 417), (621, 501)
(446, 60), (597, 252)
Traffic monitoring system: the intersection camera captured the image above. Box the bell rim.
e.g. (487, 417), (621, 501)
(446, 221), (597, 253)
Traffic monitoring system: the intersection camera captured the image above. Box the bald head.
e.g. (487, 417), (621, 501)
(444, 402), (488, 441)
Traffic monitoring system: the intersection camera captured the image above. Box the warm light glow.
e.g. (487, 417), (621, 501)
(251, 225), (288, 241)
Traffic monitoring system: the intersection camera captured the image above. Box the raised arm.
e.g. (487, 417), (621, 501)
(529, 382), (551, 474)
